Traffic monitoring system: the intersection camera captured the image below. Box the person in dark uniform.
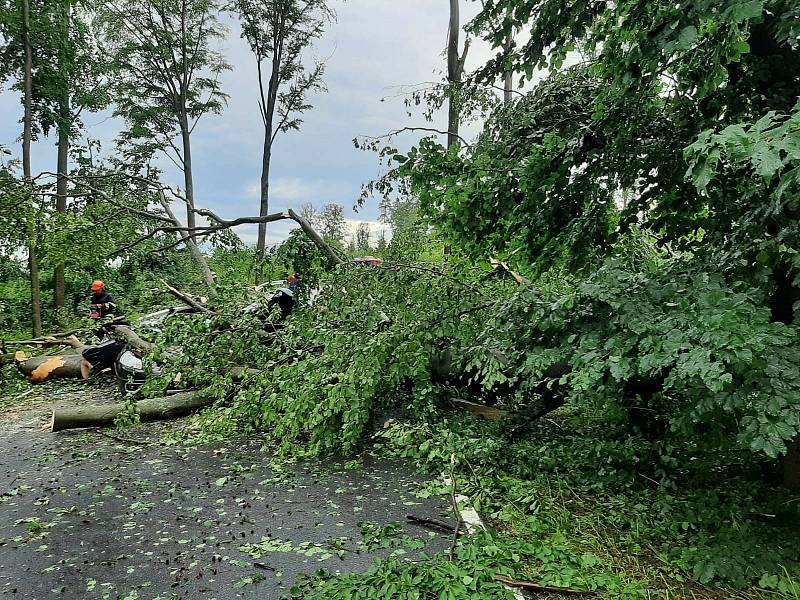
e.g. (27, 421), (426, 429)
(267, 274), (298, 321)
(89, 280), (119, 320)
(81, 280), (124, 378)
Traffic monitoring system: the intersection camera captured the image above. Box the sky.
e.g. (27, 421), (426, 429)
(0, 0), (502, 248)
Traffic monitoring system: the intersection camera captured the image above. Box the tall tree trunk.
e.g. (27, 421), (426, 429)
(22, 0), (33, 181)
(447, 0), (461, 150)
(503, 14), (513, 104)
(180, 116), (196, 233)
(54, 93), (70, 309)
(256, 134), (272, 276)
(22, 0), (42, 337)
(173, 111), (217, 293)
(28, 235), (42, 337)
(54, 0), (71, 309)
(255, 48), (281, 282)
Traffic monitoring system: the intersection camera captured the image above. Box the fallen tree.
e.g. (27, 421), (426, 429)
(50, 390), (211, 432)
(107, 325), (154, 353)
(3, 335), (84, 349)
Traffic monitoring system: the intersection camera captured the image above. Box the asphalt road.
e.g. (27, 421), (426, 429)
(0, 385), (452, 600)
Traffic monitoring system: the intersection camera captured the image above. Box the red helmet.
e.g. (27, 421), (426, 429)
(288, 274), (298, 283)
(91, 280), (105, 292)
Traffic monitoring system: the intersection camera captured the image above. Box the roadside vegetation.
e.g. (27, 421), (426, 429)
(1, 0), (799, 598)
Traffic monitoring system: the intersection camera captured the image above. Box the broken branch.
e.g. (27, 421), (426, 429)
(161, 280), (213, 314)
(493, 575), (594, 596)
(406, 514), (463, 536)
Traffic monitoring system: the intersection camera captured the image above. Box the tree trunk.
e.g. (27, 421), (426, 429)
(54, 0), (71, 309)
(180, 115), (196, 233)
(256, 132), (272, 278)
(22, 0), (42, 337)
(54, 96), (70, 309)
(108, 325), (154, 353)
(177, 114), (218, 292)
(28, 240), (43, 337)
(22, 0), (33, 181)
(287, 209), (344, 266)
(447, 0), (461, 150)
(503, 17), (513, 104)
(254, 20), (287, 282)
(50, 391), (212, 432)
(17, 353), (85, 383)
(785, 439), (800, 492)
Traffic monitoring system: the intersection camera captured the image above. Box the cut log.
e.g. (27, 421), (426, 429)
(16, 353), (86, 383)
(50, 391), (213, 432)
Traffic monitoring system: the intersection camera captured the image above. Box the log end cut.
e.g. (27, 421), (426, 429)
(29, 356), (67, 383)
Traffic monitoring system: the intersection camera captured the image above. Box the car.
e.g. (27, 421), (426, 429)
(113, 306), (198, 394)
(352, 256), (384, 267)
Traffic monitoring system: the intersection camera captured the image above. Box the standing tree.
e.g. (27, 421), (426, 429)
(446, 0), (469, 149)
(231, 0), (333, 276)
(0, 0), (107, 329)
(28, 0), (109, 309)
(0, 0), (43, 334)
(0, 0), (38, 334)
(21, 0), (41, 336)
(48, 1), (108, 308)
(318, 203), (345, 245)
(98, 0), (230, 291)
(354, 222), (370, 254)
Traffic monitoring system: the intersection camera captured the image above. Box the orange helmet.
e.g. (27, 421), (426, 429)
(91, 280), (105, 292)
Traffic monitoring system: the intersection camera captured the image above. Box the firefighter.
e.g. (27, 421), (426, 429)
(89, 280), (119, 320)
(267, 275), (298, 321)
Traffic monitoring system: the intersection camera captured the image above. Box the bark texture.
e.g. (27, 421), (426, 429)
(50, 391), (212, 432)
(17, 354), (85, 383)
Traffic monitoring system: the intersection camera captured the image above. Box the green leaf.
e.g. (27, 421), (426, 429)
(752, 141), (784, 179)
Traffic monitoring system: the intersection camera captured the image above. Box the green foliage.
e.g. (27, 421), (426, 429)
(397, 0), (800, 298)
(478, 234), (800, 458)
(291, 528), (644, 599)
(147, 262), (499, 453)
(371, 412), (800, 592)
(97, 0), (230, 169)
(0, 0), (109, 139)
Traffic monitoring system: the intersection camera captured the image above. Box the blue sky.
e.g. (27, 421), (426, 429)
(0, 1), (498, 247)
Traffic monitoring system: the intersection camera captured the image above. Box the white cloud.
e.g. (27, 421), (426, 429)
(0, 1), (519, 250)
(343, 218), (390, 245)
